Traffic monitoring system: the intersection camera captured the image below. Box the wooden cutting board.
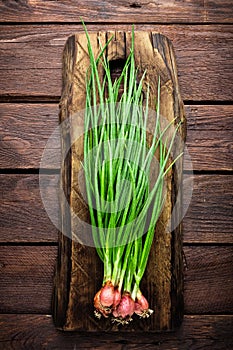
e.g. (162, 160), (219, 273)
(52, 30), (186, 332)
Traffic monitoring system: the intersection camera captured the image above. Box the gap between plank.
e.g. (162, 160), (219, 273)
(0, 242), (232, 247)
(1, 169), (232, 175)
(0, 96), (232, 104)
(0, 21), (232, 26)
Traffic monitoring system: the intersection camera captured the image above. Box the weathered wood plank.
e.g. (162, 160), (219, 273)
(0, 246), (232, 315)
(0, 103), (60, 169)
(187, 105), (233, 131)
(0, 174), (59, 242)
(1, 104), (232, 170)
(0, 25), (232, 101)
(184, 246), (233, 314)
(185, 104), (233, 170)
(0, 314), (232, 350)
(0, 0), (232, 23)
(1, 174), (232, 244)
(0, 315), (232, 350)
(2, 24), (232, 43)
(0, 246), (57, 314)
(185, 131), (233, 171)
(183, 175), (233, 243)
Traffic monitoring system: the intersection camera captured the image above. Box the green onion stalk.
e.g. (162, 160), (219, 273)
(82, 23), (182, 325)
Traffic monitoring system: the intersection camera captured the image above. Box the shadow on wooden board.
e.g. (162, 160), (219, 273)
(52, 30), (186, 332)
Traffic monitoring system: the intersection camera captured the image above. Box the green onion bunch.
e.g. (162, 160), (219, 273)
(82, 23), (182, 325)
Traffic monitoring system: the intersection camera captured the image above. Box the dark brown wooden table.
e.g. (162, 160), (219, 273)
(0, 1), (233, 349)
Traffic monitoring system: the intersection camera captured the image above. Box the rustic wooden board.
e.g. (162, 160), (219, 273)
(1, 175), (233, 244)
(1, 104), (232, 170)
(0, 0), (232, 23)
(1, 246), (233, 315)
(53, 30), (186, 331)
(0, 25), (232, 101)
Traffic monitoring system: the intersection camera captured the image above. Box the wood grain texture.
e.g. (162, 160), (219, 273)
(0, 0), (232, 23)
(0, 246), (232, 314)
(0, 0), (232, 346)
(184, 246), (233, 314)
(183, 175), (233, 243)
(0, 174), (59, 242)
(1, 174), (232, 244)
(52, 36), (74, 330)
(0, 103), (60, 169)
(1, 104), (232, 170)
(0, 25), (232, 101)
(0, 246), (57, 314)
(0, 315), (232, 350)
(54, 30), (185, 331)
(185, 106), (233, 171)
